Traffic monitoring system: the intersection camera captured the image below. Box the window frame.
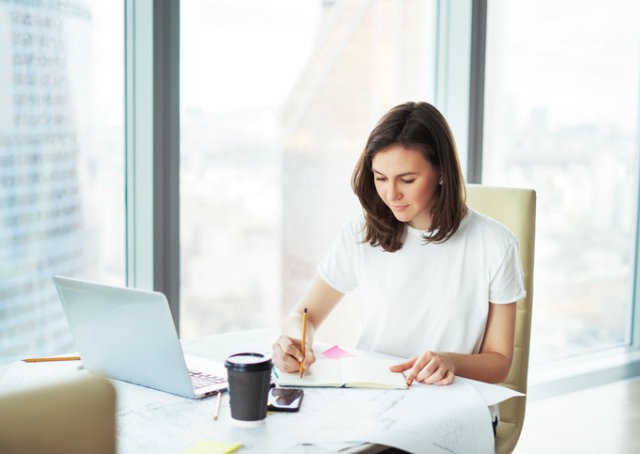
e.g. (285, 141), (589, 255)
(448, 0), (640, 397)
(124, 0), (640, 391)
(124, 0), (181, 329)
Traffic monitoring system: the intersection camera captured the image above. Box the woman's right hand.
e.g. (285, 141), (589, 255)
(272, 274), (344, 373)
(272, 335), (316, 373)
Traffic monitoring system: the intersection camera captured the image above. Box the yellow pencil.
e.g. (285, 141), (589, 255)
(299, 308), (308, 378)
(213, 391), (222, 420)
(22, 356), (81, 363)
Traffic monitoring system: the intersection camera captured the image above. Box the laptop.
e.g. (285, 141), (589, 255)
(53, 275), (228, 399)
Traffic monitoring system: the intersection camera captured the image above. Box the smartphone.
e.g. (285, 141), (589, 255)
(267, 387), (304, 412)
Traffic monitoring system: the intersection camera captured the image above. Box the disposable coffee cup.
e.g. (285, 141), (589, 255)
(224, 352), (272, 427)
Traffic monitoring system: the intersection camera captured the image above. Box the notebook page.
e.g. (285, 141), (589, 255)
(339, 357), (408, 389)
(277, 358), (343, 387)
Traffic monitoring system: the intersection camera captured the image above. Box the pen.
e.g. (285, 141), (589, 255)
(300, 308), (308, 378)
(22, 356), (81, 363)
(213, 391), (222, 420)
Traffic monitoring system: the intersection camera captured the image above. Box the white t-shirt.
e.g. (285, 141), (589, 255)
(317, 208), (526, 359)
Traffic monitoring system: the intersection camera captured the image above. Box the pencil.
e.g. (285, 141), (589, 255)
(213, 391), (222, 420)
(299, 308), (308, 378)
(22, 356), (81, 363)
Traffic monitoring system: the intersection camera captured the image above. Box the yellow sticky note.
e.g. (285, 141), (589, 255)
(184, 440), (242, 454)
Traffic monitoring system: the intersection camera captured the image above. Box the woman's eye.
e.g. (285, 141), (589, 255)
(375, 177), (386, 182)
(401, 179), (415, 184)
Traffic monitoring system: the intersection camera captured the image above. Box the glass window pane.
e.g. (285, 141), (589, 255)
(181, 0), (437, 345)
(0, 2), (125, 361)
(483, 0), (640, 363)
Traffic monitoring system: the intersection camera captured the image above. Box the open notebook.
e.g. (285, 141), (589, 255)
(276, 356), (408, 389)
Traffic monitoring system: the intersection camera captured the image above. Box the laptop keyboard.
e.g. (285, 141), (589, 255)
(189, 370), (226, 389)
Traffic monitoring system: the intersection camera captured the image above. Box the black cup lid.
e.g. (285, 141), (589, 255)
(225, 352), (272, 372)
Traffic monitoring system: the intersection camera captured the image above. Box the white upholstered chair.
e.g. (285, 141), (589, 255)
(466, 184), (536, 454)
(0, 374), (116, 454)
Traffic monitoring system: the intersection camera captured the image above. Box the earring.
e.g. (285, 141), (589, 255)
(438, 178), (443, 186)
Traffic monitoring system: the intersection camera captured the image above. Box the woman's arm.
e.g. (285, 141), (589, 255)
(390, 302), (516, 385)
(272, 274), (344, 373)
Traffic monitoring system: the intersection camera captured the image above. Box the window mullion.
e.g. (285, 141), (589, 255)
(125, 0), (180, 330)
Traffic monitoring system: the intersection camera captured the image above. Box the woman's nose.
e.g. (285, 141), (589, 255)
(388, 182), (401, 201)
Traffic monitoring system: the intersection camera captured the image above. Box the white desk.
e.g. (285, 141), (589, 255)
(0, 328), (514, 453)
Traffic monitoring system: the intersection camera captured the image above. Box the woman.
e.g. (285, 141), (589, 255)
(272, 101), (524, 389)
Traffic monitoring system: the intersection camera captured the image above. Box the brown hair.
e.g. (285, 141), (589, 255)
(351, 101), (466, 252)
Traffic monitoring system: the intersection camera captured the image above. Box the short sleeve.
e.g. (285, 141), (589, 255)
(489, 239), (526, 304)
(316, 217), (361, 293)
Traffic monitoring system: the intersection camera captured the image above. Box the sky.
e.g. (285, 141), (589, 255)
(88, 0), (640, 131)
(181, 0), (322, 113)
(490, 0), (640, 130)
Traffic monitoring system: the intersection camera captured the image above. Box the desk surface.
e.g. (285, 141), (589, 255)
(0, 328), (507, 454)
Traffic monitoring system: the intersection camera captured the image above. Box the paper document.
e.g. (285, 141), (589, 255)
(302, 378), (496, 453)
(458, 376), (525, 405)
(277, 356), (408, 389)
(0, 360), (88, 394)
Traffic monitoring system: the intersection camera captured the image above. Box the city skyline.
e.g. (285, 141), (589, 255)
(0, 1), (94, 360)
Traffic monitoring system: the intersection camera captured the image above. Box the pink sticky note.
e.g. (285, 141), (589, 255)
(321, 345), (355, 359)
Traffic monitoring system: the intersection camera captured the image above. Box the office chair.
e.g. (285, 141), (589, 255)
(0, 374), (116, 454)
(466, 184), (536, 454)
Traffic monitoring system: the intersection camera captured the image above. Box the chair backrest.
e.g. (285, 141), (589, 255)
(0, 374), (116, 454)
(466, 184), (536, 454)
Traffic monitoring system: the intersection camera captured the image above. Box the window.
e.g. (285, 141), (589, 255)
(483, 0), (640, 363)
(0, 2), (125, 361)
(180, 0), (437, 344)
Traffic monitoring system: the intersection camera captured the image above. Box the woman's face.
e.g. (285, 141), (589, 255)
(371, 145), (440, 231)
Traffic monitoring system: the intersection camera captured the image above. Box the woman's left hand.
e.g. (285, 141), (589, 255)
(390, 351), (456, 386)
